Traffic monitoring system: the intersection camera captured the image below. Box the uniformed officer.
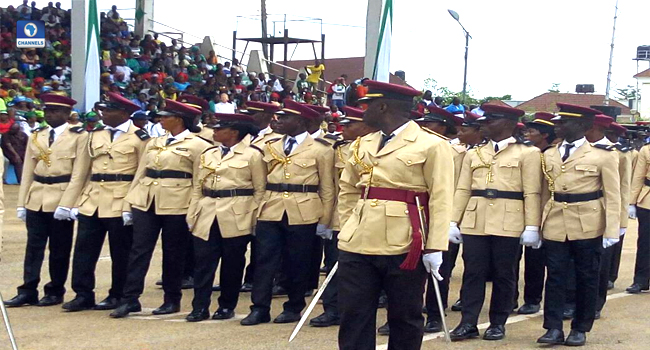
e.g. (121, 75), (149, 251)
(337, 80), (453, 350)
(110, 99), (211, 318)
(537, 103), (620, 346)
(309, 106), (377, 328)
(179, 94), (214, 143)
(185, 113), (266, 322)
(449, 104), (542, 341)
(6, 94), (89, 307)
(62, 92), (150, 312)
(241, 100), (335, 326)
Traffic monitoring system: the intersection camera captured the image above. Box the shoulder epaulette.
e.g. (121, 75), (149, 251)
(420, 126), (449, 141)
(614, 143), (631, 153)
(250, 144), (263, 154)
(32, 126), (48, 133)
(197, 136), (213, 144)
(70, 126), (86, 133)
(88, 125), (106, 132)
(593, 144), (615, 151)
(515, 137), (533, 146)
(266, 137), (282, 144)
(324, 133), (341, 141)
(314, 137), (331, 146)
(135, 129), (151, 141)
(201, 145), (221, 155)
(333, 140), (351, 149)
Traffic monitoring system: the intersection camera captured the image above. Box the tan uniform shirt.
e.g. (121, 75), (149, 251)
(338, 121), (454, 254)
(614, 143), (633, 228)
(18, 124), (90, 212)
(76, 123), (150, 218)
(452, 139), (542, 237)
(630, 144), (650, 210)
(251, 127), (281, 147)
(330, 141), (351, 231)
(195, 126), (215, 144)
(541, 142), (621, 241)
(125, 133), (211, 215)
(451, 143), (467, 188)
(187, 142), (267, 240)
(257, 135), (335, 226)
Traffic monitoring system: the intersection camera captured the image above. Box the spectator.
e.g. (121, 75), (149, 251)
(305, 59), (325, 90)
(330, 77), (346, 109)
(0, 108), (14, 134)
(132, 92), (148, 111)
(296, 72), (309, 94)
(17, 0), (31, 15)
(445, 96), (465, 114)
(20, 110), (39, 135)
(212, 92), (235, 113)
(1, 121), (28, 182)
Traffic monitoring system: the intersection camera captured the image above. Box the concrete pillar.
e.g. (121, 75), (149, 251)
(639, 77), (650, 120)
(71, 0), (100, 112)
(363, 0), (382, 80)
(134, 0), (154, 38)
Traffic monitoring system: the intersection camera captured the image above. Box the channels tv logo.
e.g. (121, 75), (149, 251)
(17, 20), (45, 48)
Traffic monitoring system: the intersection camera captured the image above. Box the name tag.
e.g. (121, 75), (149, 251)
(176, 147), (188, 151)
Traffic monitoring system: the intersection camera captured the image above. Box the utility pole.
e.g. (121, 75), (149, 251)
(261, 0), (269, 64)
(604, 0), (619, 105)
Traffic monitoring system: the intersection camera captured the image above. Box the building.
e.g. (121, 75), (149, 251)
(516, 92), (633, 121)
(634, 68), (650, 120)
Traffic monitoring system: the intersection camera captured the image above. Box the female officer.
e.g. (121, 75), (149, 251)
(185, 113), (267, 322)
(110, 99), (211, 318)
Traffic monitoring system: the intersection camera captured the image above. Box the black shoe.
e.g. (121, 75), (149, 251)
(304, 289), (314, 297)
(4, 294), (38, 308)
(109, 301), (142, 318)
(626, 283), (650, 294)
(377, 322), (390, 336)
(451, 299), (462, 312)
(274, 311), (301, 323)
(212, 285), (221, 292)
(37, 295), (64, 307)
(607, 281), (615, 290)
(517, 303), (540, 315)
(272, 285), (288, 296)
(450, 323), (479, 341)
(564, 330), (586, 346)
(181, 277), (194, 290)
(155, 279), (163, 286)
(94, 296), (120, 310)
(152, 302), (180, 315)
(212, 308), (235, 320)
(537, 329), (565, 345)
(186, 309), (210, 322)
(424, 319), (442, 333)
(241, 310), (271, 326)
(309, 312), (340, 327)
(483, 324), (506, 340)
(563, 306), (576, 320)
(595, 310), (601, 320)
(240, 283), (253, 292)
(378, 294), (388, 309)
(62, 296), (95, 312)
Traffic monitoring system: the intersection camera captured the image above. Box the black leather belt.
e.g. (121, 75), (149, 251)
(202, 188), (254, 198)
(34, 174), (71, 184)
(645, 178), (650, 187)
(554, 190), (603, 203)
(471, 189), (524, 200)
(145, 168), (192, 179)
(266, 183), (319, 193)
(91, 174), (135, 182)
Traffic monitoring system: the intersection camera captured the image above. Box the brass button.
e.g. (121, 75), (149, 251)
(507, 163), (511, 166)
(302, 163), (307, 167)
(217, 163), (221, 166)
(407, 160), (412, 164)
(373, 162), (378, 166)
(564, 205), (568, 209)
(492, 161), (496, 165)
(285, 173), (290, 179)
(489, 203), (494, 206)
(287, 160), (292, 164)
(103, 161), (108, 165)
(563, 202), (567, 205)
(404, 210), (409, 214)
(593, 207), (597, 211)
(561, 170), (566, 173)
(153, 181), (159, 185)
(562, 186), (568, 191)
(102, 167), (108, 170)
(561, 165), (566, 169)
(283, 191), (289, 198)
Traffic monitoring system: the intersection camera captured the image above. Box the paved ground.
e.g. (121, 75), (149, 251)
(0, 184), (649, 350)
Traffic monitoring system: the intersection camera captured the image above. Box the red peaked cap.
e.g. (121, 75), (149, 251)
(305, 104), (331, 115)
(160, 99), (202, 117)
(178, 95), (209, 112)
(359, 80), (421, 102)
(593, 114), (614, 129)
(41, 94), (77, 109)
(281, 100), (321, 120)
(342, 106), (364, 119)
(608, 122), (627, 136)
(103, 92), (142, 114)
(463, 111), (482, 126)
(479, 103), (525, 121)
(245, 101), (282, 113)
(553, 103), (601, 120)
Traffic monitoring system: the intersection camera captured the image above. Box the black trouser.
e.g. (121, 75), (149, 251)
(309, 236), (324, 289)
(183, 235), (195, 279)
(122, 207), (190, 304)
(192, 220), (249, 311)
(250, 214), (317, 314)
(323, 231), (339, 271)
(71, 213), (133, 301)
(460, 234), (520, 326)
(633, 207), (650, 286)
(243, 237), (257, 284)
(425, 243), (459, 321)
(17, 210), (74, 298)
(597, 244), (614, 312)
(514, 245), (545, 306)
(338, 251), (426, 350)
(543, 237), (601, 332)
(321, 231), (339, 315)
(608, 234), (625, 283)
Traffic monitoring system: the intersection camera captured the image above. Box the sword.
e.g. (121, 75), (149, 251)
(288, 262), (338, 342)
(414, 196), (451, 342)
(0, 292), (19, 350)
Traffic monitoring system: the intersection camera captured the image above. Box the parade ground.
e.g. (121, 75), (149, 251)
(0, 185), (648, 350)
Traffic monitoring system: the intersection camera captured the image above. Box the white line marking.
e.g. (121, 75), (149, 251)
(130, 311), (190, 320)
(165, 314), (246, 323)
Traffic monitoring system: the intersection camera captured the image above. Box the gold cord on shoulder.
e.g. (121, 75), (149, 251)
(540, 152), (562, 206)
(471, 145), (493, 185)
(351, 137), (374, 199)
(32, 131), (52, 167)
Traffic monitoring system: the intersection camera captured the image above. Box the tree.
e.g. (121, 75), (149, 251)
(615, 85), (640, 100)
(548, 83), (561, 93)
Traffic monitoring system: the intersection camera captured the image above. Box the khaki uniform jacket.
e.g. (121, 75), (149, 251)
(196, 127), (216, 144)
(125, 133), (211, 215)
(257, 135), (335, 226)
(330, 141), (351, 231)
(451, 143), (467, 188)
(251, 127), (281, 147)
(76, 124), (150, 218)
(338, 121), (454, 254)
(452, 140), (542, 237)
(614, 143), (633, 228)
(541, 142), (621, 241)
(187, 142), (267, 240)
(18, 124), (90, 212)
(630, 144), (650, 210)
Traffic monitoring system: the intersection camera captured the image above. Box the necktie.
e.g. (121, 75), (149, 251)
(221, 146), (230, 158)
(562, 143), (574, 162)
(378, 133), (394, 151)
(166, 137), (175, 146)
(49, 129), (55, 146)
(109, 128), (117, 142)
(284, 138), (296, 156)
(494, 143), (499, 153)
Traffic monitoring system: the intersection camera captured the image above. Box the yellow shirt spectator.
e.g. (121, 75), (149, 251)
(306, 63), (325, 84)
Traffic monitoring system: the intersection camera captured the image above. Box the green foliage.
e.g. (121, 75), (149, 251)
(548, 83), (561, 93)
(419, 77), (509, 107)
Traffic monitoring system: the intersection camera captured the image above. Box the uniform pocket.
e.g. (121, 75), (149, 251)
(503, 200), (524, 232)
(385, 202), (411, 246)
(499, 160), (520, 180)
(460, 197), (478, 229)
(159, 180), (193, 208)
(575, 164), (599, 176)
(578, 201), (604, 232)
(113, 147), (136, 163)
(338, 202), (362, 243)
(232, 201), (257, 231)
(296, 195), (323, 222)
(228, 161), (249, 169)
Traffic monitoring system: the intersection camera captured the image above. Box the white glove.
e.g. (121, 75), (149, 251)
(70, 208), (79, 221)
(17, 207), (26, 222)
(603, 237), (620, 249)
(423, 252), (443, 280)
(122, 212), (133, 226)
(620, 228), (627, 237)
(316, 224), (332, 239)
(448, 222), (462, 244)
(520, 226), (541, 248)
(53, 206), (72, 221)
(629, 205), (637, 219)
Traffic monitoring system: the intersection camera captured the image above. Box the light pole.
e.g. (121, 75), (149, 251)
(448, 9), (471, 104)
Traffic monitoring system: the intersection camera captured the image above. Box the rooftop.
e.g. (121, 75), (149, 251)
(516, 92), (631, 115)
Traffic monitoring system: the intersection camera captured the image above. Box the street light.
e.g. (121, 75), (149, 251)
(448, 9), (471, 105)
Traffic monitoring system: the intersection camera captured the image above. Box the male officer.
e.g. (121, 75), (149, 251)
(62, 92), (150, 311)
(337, 80), (453, 350)
(450, 104), (542, 341)
(241, 100), (335, 325)
(537, 103), (620, 346)
(6, 94), (89, 307)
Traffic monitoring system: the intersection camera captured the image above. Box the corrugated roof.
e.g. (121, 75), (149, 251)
(516, 92), (631, 115)
(634, 68), (650, 78)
